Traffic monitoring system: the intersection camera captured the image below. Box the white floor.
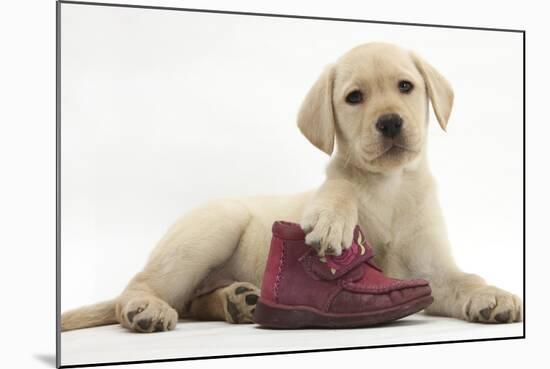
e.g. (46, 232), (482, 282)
(60, 314), (523, 366)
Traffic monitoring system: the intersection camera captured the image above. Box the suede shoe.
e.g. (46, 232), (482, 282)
(253, 221), (433, 328)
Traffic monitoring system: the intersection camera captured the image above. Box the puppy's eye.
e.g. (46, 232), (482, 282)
(345, 90), (363, 104)
(398, 80), (414, 93)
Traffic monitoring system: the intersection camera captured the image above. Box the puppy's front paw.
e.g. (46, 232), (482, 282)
(301, 207), (357, 256)
(463, 285), (522, 323)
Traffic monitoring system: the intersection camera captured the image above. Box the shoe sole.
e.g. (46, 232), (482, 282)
(253, 294), (434, 328)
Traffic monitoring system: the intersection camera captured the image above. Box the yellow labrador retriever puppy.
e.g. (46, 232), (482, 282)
(62, 42), (522, 332)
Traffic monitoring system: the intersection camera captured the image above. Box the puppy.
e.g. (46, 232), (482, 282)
(62, 42), (522, 332)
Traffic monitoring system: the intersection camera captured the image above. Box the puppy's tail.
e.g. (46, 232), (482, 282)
(61, 299), (118, 331)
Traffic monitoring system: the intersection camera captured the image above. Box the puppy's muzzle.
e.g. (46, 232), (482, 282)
(375, 113), (403, 138)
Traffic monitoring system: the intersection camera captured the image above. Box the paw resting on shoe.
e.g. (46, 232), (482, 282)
(223, 282), (260, 324)
(301, 206), (357, 256)
(121, 296), (178, 333)
(463, 285), (522, 323)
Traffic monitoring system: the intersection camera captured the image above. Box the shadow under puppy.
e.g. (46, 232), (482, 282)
(62, 42), (522, 333)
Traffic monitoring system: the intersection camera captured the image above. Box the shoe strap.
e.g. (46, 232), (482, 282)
(300, 226), (374, 281)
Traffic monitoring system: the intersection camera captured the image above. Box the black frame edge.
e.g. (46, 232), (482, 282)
(59, 336), (525, 368)
(56, 0), (62, 368)
(522, 30), (526, 337)
(58, 0), (525, 33)
(55, 1), (527, 367)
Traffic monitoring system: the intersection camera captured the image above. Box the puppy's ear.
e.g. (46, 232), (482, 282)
(297, 64), (336, 155)
(411, 53), (454, 131)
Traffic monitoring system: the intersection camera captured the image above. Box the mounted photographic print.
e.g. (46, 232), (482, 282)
(57, 1), (525, 367)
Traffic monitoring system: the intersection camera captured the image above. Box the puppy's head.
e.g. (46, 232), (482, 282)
(298, 42), (453, 172)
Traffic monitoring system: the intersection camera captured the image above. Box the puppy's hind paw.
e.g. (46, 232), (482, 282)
(121, 296), (178, 333)
(222, 282), (260, 324)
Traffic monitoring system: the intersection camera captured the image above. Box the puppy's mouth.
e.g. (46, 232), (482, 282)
(380, 144), (407, 157)
(365, 141), (419, 161)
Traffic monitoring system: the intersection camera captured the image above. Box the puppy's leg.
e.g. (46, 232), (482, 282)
(116, 200), (251, 332)
(396, 212), (522, 323)
(189, 282), (260, 323)
(426, 273), (522, 323)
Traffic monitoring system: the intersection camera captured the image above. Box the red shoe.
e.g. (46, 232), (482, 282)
(253, 221), (433, 328)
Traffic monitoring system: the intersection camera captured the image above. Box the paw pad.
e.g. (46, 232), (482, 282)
(479, 307), (492, 320)
(126, 310), (137, 323)
(235, 286), (254, 295)
(495, 310), (511, 323)
(137, 317), (152, 331)
(245, 294), (258, 305)
(226, 298), (241, 323)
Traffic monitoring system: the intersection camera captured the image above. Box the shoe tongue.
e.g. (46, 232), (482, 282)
(301, 226), (374, 281)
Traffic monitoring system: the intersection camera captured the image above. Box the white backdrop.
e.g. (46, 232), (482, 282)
(60, 4), (523, 313)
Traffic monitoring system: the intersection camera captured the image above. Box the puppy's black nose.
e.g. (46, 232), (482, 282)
(376, 114), (403, 138)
